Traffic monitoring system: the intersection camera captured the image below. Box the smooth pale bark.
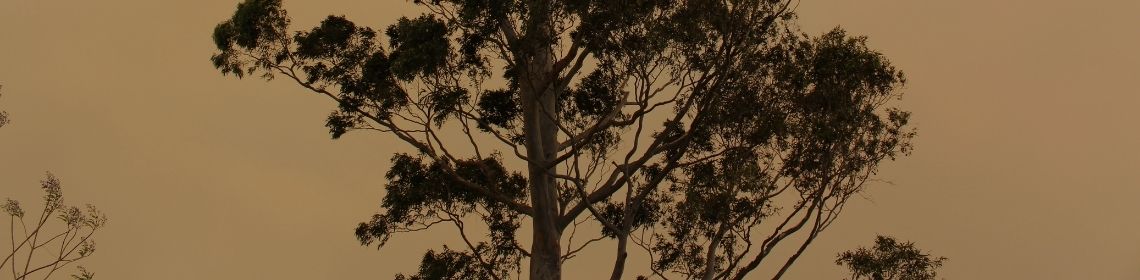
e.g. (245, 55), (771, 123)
(521, 65), (563, 279)
(521, 1), (563, 278)
(522, 74), (563, 280)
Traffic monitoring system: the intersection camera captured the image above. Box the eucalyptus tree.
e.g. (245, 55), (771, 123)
(837, 235), (946, 280)
(209, 0), (914, 279)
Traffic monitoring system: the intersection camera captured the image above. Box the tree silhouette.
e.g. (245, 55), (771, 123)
(1, 173), (107, 280)
(209, 0), (914, 279)
(1, 85), (10, 128)
(837, 235), (946, 280)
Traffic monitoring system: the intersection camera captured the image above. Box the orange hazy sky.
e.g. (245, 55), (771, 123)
(2, 1), (1139, 279)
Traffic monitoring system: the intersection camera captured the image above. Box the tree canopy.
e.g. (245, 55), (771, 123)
(837, 235), (946, 280)
(210, 0), (914, 279)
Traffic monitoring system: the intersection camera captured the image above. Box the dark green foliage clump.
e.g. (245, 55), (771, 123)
(597, 197), (665, 238)
(475, 89), (519, 130)
(212, 2), (409, 139)
(395, 247), (488, 280)
(837, 236), (947, 280)
(355, 154), (526, 279)
(428, 87), (470, 126)
(295, 16), (361, 59)
(387, 15), (451, 81)
(211, 0), (289, 77)
(567, 69), (622, 119)
(355, 154), (526, 245)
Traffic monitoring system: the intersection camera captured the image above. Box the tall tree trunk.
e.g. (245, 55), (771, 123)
(522, 59), (563, 279)
(525, 112), (562, 280)
(520, 1), (562, 278)
(522, 12), (560, 280)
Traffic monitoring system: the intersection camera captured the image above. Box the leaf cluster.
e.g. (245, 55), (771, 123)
(836, 235), (947, 280)
(355, 154), (527, 279)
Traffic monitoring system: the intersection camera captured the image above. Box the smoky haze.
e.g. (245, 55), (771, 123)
(1, 0), (1138, 279)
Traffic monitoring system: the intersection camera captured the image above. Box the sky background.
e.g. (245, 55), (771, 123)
(2, 0), (1139, 279)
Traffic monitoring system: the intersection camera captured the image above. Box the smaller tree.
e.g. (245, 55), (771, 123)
(1, 173), (107, 280)
(0, 85), (9, 128)
(836, 235), (946, 280)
